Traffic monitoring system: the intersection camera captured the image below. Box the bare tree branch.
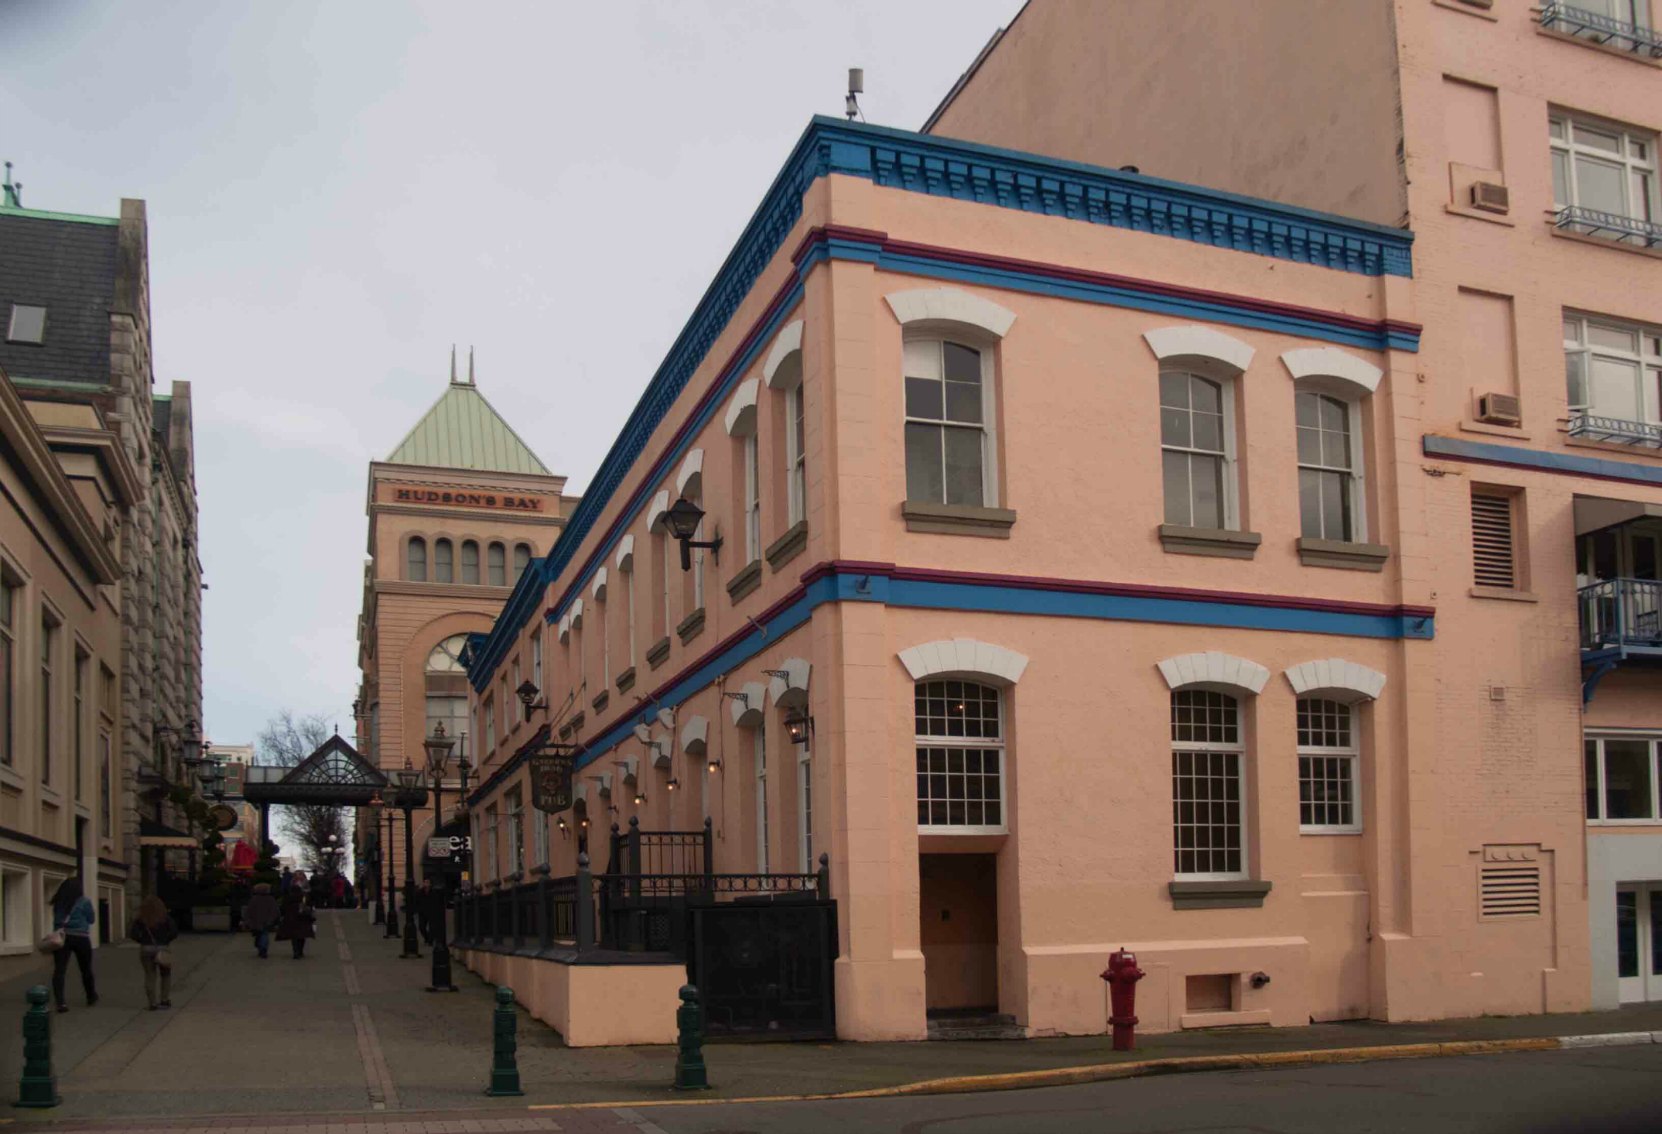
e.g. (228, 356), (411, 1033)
(255, 710), (349, 874)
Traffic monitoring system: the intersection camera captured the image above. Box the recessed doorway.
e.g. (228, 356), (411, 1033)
(919, 852), (998, 1014)
(1617, 884), (1662, 1003)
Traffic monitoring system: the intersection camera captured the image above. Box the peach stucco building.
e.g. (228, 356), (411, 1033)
(925, 0), (1662, 1014)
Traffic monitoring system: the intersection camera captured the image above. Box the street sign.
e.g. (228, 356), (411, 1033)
(530, 752), (575, 813)
(427, 837), (452, 858)
(428, 836), (471, 858)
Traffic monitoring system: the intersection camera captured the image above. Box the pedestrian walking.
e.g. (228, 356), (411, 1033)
(127, 896), (178, 1010)
(47, 878), (97, 1013)
(417, 878), (434, 945)
(243, 881), (280, 958)
(342, 878), (356, 909)
(276, 890), (316, 959)
(279, 866), (293, 895)
(330, 873), (346, 909)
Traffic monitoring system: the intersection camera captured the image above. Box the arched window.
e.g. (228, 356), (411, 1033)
(915, 679), (1005, 832)
(513, 543), (532, 584)
(1170, 689), (1244, 878)
(434, 539), (454, 584)
(488, 542), (506, 587)
(406, 537), (428, 582)
(1160, 371), (1233, 529)
(904, 339), (996, 507)
(1297, 697), (1360, 831)
(425, 634), (470, 751)
(461, 540), (480, 585)
(1296, 388), (1364, 542)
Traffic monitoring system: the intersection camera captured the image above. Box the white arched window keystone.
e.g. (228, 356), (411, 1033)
(1284, 661), (1381, 835)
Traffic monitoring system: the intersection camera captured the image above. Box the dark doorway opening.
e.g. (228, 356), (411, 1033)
(920, 852), (998, 1015)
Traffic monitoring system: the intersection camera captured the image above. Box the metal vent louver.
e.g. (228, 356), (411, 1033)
(1480, 864), (1541, 917)
(1471, 492), (1516, 589)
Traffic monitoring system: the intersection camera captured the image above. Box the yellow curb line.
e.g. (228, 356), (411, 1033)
(528, 1035), (1564, 1109)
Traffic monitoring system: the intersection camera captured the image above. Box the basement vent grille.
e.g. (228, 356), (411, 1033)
(1471, 491), (1517, 589)
(1480, 864), (1541, 917)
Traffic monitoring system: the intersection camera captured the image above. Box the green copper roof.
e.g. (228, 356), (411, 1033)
(385, 379), (551, 475)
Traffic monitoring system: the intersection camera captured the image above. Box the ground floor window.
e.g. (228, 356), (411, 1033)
(797, 741), (812, 871)
(915, 679), (1005, 833)
(1297, 698), (1360, 832)
(0, 865), (29, 947)
(1171, 689), (1245, 878)
(505, 788), (525, 877)
(1586, 733), (1661, 821)
(1617, 884), (1662, 1004)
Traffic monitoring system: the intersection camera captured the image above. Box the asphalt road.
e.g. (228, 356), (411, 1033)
(631, 1046), (1662, 1134)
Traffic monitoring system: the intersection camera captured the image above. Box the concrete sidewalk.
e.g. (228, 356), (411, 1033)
(0, 908), (1658, 1122)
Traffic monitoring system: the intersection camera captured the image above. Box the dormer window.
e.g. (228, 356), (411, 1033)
(6, 304), (45, 345)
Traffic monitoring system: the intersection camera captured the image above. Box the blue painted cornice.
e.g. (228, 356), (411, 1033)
(467, 117), (1418, 689)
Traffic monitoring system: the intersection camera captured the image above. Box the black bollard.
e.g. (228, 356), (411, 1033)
(485, 986), (524, 1097)
(15, 986), (59, 1109)
(672, 984), (711, 1091)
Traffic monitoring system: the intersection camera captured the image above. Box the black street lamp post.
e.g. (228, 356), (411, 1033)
(423, 723), (458, 991)
(368, 790), (385, 925)
(384, 803), (400, 939)
(398, 760), (423, 959)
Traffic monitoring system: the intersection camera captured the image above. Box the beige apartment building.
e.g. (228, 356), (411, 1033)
(353, 358), (575, 896)
(927, 0), (1662, 1010)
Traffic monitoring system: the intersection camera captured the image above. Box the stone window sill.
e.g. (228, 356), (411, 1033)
(726, 559), (763, 604)
(590, 690), (610, 714)
(1432, 0), (1496, 20)
(901, 500), (1017, 538)
(1158, 525), (1262, 559)
(1169, 879), (1272, 910)
(765, 520), (808, 571)
(1296, 537), (1390, 572)
(1469, 586), (1539, 603)
(0, 765), (24, 791)
(646, 636), (672, 670)
(676, 607), (706, 644)
(614, 666), (636, 694)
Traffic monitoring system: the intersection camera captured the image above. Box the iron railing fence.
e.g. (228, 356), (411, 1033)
(1568, 414), (1662, 448)
(1554, 205), (1662, 250)
(1540, 2), (1662, 57)
(606, 817), (714, 878)
(1579, 577), (1662, 649)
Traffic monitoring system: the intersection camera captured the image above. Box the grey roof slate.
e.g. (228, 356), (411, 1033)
(0, 211), (119, 387)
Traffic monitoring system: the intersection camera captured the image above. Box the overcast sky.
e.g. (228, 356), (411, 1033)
(1, 1), (1020, 751)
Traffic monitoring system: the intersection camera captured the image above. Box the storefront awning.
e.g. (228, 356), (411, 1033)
(139, 818), (196, 849)
(1574, 496), (1662, 536)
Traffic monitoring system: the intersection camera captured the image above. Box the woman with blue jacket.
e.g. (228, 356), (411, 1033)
(49, 878), (97, 1012)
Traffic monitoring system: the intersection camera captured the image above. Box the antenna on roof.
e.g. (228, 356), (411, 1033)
(2, 161), (21, 208)
(845, 68), (864, 122)
(449, 344), (458, 385)
(468, 345), (475, 386)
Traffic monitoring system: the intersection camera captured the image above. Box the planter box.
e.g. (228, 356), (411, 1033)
(193, 906), (231, 932)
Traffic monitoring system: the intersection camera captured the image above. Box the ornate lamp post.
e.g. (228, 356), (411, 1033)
(397, 759), (423, 959)
(383, 800), (400, 939)
(368, 790), (386, 925)
(423, 723), (458, 991)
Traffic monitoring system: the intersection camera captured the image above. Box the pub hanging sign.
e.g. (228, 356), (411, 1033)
(530, 751), (577, 814)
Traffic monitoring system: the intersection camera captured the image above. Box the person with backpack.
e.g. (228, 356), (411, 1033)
(46, 878), (97, 1013)
(127, 897), (178, 1010)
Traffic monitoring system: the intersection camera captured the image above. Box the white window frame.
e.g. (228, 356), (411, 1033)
(786, 385), (806, 526)
(1171, 689), (1249, 881)
(624, 562), (637, 669)
(796, 736), (813, 872)
(661, 535), (673, 637)
(533, 798), (549, 868)
(1295, 386), (1367, 543)
(1550, 111), (1659, 227)
(1564, 312), (1662, 425)
(914, 679), (1008, 836)
(0, 570), (16, 769)
(505, 787), (525, 876)
(1296, 698), (1362, 834)
(901, 336), (1000, 508)
(744, 432), (761, 562)
(39, 608), (57, 788)
(598, 593), (610, 687)
(484, 695), (496, 755)
(1585, 730), (1662, 824)
(1159, 369), (1239, 530)
(754, 722), (770, 874)
(0, 865), (32, 949)
(484, 804), (499, 880)
(512, 659), (523, 724)
(532, 630), (543, 699)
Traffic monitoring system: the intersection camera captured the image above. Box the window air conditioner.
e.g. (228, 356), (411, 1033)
(1476, 393), (1522, 426)
(1470, 181), (1510, 214)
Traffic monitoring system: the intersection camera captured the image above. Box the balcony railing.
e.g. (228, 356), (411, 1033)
(1579, 577), (1662, 650)
(1541, 2), (1662, 57)
(1555, 205), (1662, 249)
(1568, 413), (1662, 447)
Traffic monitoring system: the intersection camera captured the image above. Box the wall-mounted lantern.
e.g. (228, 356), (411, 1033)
(663, 497), (722, 571)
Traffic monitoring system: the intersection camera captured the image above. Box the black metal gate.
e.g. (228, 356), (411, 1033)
(688, 899), (837, 1039)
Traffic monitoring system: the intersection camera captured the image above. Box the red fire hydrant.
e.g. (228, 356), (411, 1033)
(1101, 948), (1145, 1051)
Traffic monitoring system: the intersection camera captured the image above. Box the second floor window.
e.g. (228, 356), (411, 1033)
(461, 540), (480, 584)
(1586, 734), (1660, 821)
(1565, 313), (1662, 431)
(786, 385), (807, 524)
(434, 539), (454, 584)
(904, 339), (993, 507)
(407, 538), (427, 582)
(39, 613), (56, 786)
(0, 575), (14, 767)
(513, 544), (532, 584)
(1550, 112), (1658, 240)
(506, 787), (525, 876)
(744, 432), (761, 562)
(1161, 370), (1234, 530)
(1296, 389), (1363, 542)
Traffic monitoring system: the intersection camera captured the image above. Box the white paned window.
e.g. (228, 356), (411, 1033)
(1550, 112), (1659, 238)
(754, 722), (770, 873)
(599, 595), (610, 687)
(624, 562), (637, 669)
(39, 612), (56, 787)
(797, 736), (813, 871)
(1171, 689), (1246, 879)
(1296, 389), (1364, 541)
(1161, 371), (1235, 529)
(1565, 313), (1662, 432)
(690, 492), (706, 610)
(903, 339), (996, 507)
(484, 695), (496, 755)
(1586, 733), (1662, 822)
(484, 804), (499, 880)
(661, 535), (673, 636)
(505, 787), (525, 876)
(533, 799), (549, 868)
(744, 433), (761, 562)
(1297, 698), (1361, 832)
(915, 679), (1006, 833)
(73, 650), (87, 800)
(786, 385), (806, 525)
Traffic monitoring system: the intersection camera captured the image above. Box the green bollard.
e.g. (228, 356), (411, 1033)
(485, 986), (524, 1097)
(15, 986), (59, 1109)
(672, 983), (711, 1091)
